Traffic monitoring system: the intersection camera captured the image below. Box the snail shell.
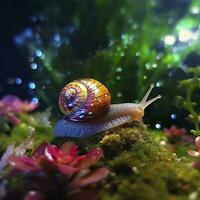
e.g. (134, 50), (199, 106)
(59, 78), (111, 121)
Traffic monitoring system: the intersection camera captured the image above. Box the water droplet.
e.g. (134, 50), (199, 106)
(31, 97), (39, 104)
(28, 82), (36, 89)
(15, 77), (22, 85)
(170, 114), (177, 120)
(30, 63), (38, 70)
(155, 123), (161, 129)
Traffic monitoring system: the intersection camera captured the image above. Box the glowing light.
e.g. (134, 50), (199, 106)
(164, 35), (176, 45)
(155, 123), (161, 129)
(31, 97), (39, 104)
(30, 63), (38, 70)
(35, 49), (42, 57)
(54, 33), (61, 42)
(145, 63), (151, 69)
(116, 67), (123, 72)
(136, 51), (140, 56)
(191, 7), (200, 14)
(156, 81), (162, 87)
(15, 77), (22, 85)
(170, 114), (177, 120)
(178, 29), (193, 42)
(116, 76), (121, 80)
(116, 92), (122, 98)
(28, 82), (36, 89)
(152, 63), (158, 68)
(191, 32), (199, 41)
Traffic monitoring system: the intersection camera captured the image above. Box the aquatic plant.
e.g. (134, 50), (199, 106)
(0, 108), (53, 152)
(0, 95), (38, 126)
(164, 126), (186, 137)
(176, 66), (200, 135)
(187, 136), (200, 157)
(163, 125), (194, 145)
(187, 136), (200, 169)
(3, 142), (109, 199)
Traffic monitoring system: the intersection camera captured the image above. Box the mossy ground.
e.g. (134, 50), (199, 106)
(2, 122), (200, 200)
(56, 125), (200, 200)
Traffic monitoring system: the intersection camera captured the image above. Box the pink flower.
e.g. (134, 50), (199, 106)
(0, 95), (38, 125)
(164, 126), (186, 137)
(187, 136), (200, 157)
(8, 143), (109, 189)
(24, 191), (45, 200)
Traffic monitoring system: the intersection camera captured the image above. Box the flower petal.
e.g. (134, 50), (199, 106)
(75, 148), (103, 169)
(60, 143), (78, 157)
(24, 191), (45, 200)
(187, 150), (200, 157)
(21, 101), (38, 112)
(68, 167), (109, 189)
(2, 95), (22, 113)
(45, 145), (59, 161)
(6, 113), (21, 125)
(57, 164), (79, 175)
(195, 136), (200, 150)
(8, 156), (40, 172)
(33, 142), (49, 157)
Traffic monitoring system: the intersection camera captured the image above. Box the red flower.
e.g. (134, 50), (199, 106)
(0, 95), (38, 125)
(164, 126), (186, 137)
(8, 143), (109, 189)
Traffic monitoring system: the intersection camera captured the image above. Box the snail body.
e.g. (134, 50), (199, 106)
(54, 78), (161, 137)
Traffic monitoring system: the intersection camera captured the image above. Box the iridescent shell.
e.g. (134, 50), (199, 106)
(59, 78), (111, 121)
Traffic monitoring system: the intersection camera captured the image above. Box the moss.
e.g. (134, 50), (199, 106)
(99, 127), (146, 157)
(95, 126), (200, 200)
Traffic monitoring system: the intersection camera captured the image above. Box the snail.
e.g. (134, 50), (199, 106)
(54, 78), (161, 137)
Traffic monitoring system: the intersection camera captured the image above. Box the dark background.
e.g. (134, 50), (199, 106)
(0, 0), (33, 99)
(0, 0), (191, 100)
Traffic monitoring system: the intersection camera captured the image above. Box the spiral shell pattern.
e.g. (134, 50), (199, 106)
(59, 78), (111, 121)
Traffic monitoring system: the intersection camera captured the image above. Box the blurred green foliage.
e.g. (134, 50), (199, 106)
(0, 109), (53, 151)
(18, 0), (200, 127)
(176, 66), (200, 135)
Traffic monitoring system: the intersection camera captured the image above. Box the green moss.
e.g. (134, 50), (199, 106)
(95, 126), (200, 200)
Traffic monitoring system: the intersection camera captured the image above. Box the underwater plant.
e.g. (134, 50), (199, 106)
(164, 126), (186, 137)
(176, 66), (200, 135)
(187, 136), (200, 157)
(0, 106), (53, 152)
(3, 142), (109, 200)
(0, 95), (38, 126)
(187, 136), (200, 169)
(163, 125), (194, 145)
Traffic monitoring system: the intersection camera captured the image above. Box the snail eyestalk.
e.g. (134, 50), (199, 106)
(139, 84), (161, 109)
(142, 95), (161, 109)
(140, 84), (154, 104)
